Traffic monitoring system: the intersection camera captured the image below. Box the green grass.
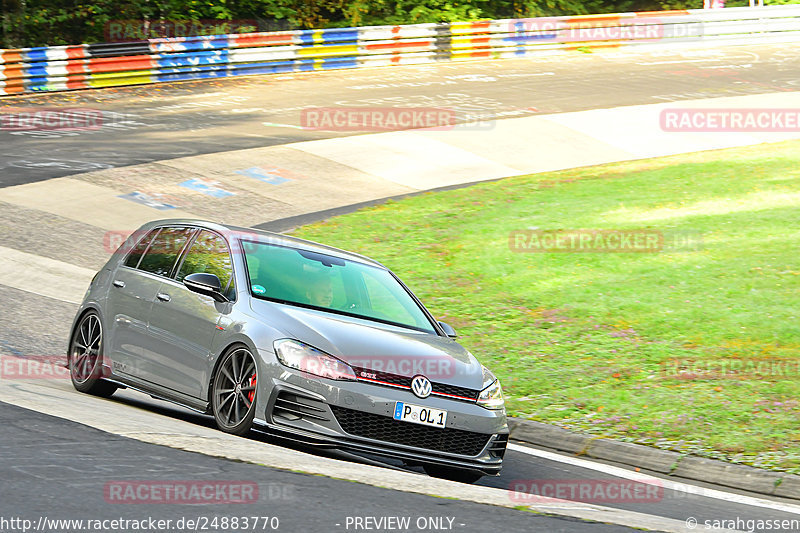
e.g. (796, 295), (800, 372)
(293, 140), (800, 472)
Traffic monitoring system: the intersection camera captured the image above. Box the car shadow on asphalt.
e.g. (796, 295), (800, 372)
(108, 387), (425, 475)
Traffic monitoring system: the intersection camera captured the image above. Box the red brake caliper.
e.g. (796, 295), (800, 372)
(247, 372), (257, 403)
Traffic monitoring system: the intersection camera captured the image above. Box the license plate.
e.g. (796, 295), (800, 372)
(393, 402), (447, 429)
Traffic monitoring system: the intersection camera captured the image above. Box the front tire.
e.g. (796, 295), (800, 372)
(211, 345), (258, 436)
(69, 312), (117, 397)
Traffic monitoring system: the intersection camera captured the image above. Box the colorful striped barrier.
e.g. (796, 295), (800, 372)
(2, 5), (800, 96)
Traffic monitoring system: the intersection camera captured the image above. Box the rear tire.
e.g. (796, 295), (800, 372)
(423, 465), (484, 484)
(68, 312), (117, 398)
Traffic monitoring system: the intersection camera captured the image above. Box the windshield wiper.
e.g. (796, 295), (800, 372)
(296, 249), (345, 267)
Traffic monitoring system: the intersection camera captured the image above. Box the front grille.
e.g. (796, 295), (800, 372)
(433, 382), (479, 400)
(352, 367), (479, 402)
(330, 405), (492, 457)
(356, 368), (408, 388)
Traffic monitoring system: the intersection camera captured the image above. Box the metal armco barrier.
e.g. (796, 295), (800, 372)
(2, 5), (800, 96)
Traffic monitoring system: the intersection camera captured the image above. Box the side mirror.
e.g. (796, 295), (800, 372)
(184, 272), (228, 303)
(438, 321), (458, 339)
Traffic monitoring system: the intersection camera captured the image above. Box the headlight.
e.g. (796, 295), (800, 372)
(477, 366), (505, 410)
(273, 339), (356, 381)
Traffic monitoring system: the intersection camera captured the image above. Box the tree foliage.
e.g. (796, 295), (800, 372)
(1, 0), (798, 48)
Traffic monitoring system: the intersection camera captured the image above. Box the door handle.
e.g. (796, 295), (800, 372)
(112, 280), (125, 288)
(156, 293), (171, 302)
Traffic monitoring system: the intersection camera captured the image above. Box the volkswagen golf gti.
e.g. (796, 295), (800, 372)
(68, 219), (508, 482)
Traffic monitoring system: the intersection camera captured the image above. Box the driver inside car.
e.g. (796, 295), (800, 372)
(305, 276), (334, 308)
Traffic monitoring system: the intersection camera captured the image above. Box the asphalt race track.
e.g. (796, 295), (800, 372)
(2, 42), (800, 532)
(1, 43), (800, 186)
(3, 402), (606, 533)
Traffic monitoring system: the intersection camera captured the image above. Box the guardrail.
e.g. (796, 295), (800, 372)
(2, 5), (800, 97)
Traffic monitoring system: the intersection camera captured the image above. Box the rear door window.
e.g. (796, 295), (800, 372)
(137, 227), (196, 278)
(123, 228), (160, 269)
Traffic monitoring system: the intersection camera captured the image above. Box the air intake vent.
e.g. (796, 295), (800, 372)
(488, 433), (508, 459)
(272, 390), (329, 423)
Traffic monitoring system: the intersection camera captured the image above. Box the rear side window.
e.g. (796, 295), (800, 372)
(137, 227), (196, 277)
(177, 230), (235, 299)
(123, 228), (159, 268)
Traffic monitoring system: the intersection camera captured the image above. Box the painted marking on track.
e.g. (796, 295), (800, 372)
(508, 443), (800, 515)
(235, 166), (293, 185)
(179, 178), (235, 198)
(118, 191), (177, 210)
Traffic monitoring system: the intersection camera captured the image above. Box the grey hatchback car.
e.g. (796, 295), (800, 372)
(68, 219), (507, 482)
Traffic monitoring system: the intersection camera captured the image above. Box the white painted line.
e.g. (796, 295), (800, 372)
(508, 443), (800, 515)
(262, 122), (306, 129)
(636, 59), (728, 65)
(700, 64), (753, 69)
(0, 246), (94, 304)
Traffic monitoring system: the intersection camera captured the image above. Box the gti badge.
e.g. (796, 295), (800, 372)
(411, 375), (432, 399)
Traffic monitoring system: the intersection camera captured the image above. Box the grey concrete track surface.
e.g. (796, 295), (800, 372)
(2, 42), (800, 532)
(1, 43), (800, 186)
(0, 401), (624, 533)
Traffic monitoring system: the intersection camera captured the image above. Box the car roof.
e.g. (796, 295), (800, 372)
(142, 219), (387, 269)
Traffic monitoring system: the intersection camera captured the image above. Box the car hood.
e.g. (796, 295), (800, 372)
(251, 299), (484, 389)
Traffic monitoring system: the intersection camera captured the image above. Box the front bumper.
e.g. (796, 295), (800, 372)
(256, 371), (508, 476)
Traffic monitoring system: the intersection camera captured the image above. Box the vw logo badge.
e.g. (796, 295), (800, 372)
(411, 375), (432, 399)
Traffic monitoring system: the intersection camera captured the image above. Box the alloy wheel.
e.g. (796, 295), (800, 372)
(213, 347), (258, 432)
(70, 313), (102, 383)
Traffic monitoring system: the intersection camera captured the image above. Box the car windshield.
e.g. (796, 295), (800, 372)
(242, 241), (436, 333)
